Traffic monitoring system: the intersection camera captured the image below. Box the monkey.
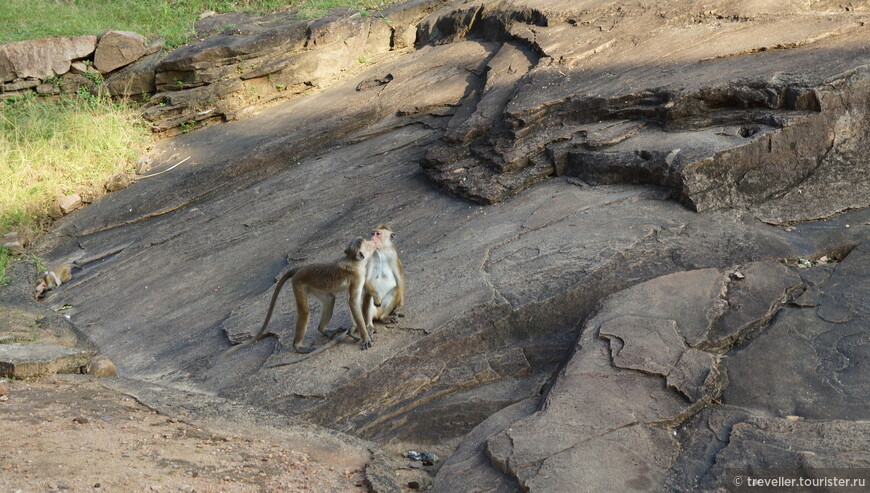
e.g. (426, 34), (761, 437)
(362, 225), (405, 334)
(35, 263), (81, 299)
(221, 236), (382, 359)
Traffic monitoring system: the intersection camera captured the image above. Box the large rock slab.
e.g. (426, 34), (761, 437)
(724, 243), (870, 420)
(0, 343), (90, 378)
(473, 260), (799, 490)
(0, 36), (96, 82)
(418, 0), (870, 220)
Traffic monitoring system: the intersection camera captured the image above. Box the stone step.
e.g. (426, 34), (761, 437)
(0, 343), (91, 379)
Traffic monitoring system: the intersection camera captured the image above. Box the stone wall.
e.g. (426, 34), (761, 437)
(0, 1), (449, 136)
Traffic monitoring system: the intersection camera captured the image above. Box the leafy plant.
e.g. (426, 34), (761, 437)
(180, 120), (196, 133)
(83, 70), (105, 85)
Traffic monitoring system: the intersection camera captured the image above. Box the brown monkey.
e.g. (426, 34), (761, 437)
(35, 263), (80, 299)
(363, 225), (405, 332)
(221, 236), (381, 358)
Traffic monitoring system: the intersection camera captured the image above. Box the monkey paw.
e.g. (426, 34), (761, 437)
(359, 340), (372, 350)
(295, 345), (315, 354)
(324, 328), (347, 339)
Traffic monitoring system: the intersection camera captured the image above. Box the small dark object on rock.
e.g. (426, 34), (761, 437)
(72, 417), (89, 425)
(408, 481), (420, 489)
(403, 450), (440, 466)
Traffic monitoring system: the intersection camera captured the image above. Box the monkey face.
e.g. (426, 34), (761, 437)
(370, 227), (394, 246)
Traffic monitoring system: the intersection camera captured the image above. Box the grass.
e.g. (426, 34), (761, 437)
(0, 247), (9, 286)
(0, 0), (402, 49)
(0, 0), (400, 279)
(0, 91), (151, 242)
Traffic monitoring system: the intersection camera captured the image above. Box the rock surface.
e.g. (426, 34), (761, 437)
(0, 35), (96, 81)
(0, 343), (90, 378)
(12, 0), (870, 490)
(93, 30), (148, 74)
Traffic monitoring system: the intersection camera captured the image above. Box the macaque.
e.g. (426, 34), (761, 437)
(363, 225), (405, 333)
(35, 263), (80, 299)
(222, 236), (380, 358)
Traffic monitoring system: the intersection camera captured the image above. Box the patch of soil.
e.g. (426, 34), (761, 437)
(0, 375), (366, 492)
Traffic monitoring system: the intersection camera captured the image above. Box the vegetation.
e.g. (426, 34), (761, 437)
(0, 91), (151, 241)
(0, 247), (9, 286)
(0, 0), (398, 279)
(0, 0), (400, 48)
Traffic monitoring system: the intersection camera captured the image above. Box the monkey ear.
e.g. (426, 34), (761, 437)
(356, 251), (366, 260)
(390, 233), (396, 239)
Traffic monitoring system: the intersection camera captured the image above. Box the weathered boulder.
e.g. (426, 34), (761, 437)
(466, 261), (796, 491)
(142, 2), (450, 131)
(94, 30), (148, 74)
(418, 0), (870, 220)
(0, 35), (96, 82)
(0, 343), (90, 378)
(104, 173), (133, 192)
(86, 354), (118, 377)
(104, 43), (166, 97)
(58, 194), (83, 215)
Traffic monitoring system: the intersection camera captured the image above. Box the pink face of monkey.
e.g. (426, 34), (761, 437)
(370, 227), (394, 248)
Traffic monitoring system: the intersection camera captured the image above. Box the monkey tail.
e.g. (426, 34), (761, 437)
(265, 330), (350, 368)
(220, 268), (296, 359)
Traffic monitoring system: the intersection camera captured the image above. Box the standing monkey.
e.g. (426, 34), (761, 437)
(363, 225), (406, 332)
(221, 236), (381, 358)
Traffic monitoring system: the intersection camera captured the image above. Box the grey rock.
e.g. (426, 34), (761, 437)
(104, 51), (165, 97)
(104, 173), (133, 192)
(11, 1), (870, 490)
(86, 355), (118, 377)
(724, 244), (870, 420)
(58, 194), (82, 215)
(94, 30), (148, 74)
(0, 36), (96, 82)
(697, 415), (870, 490)
(417, 1), (870, 220)
(0, 343), (90, 378)
(2, 78), (40, 91)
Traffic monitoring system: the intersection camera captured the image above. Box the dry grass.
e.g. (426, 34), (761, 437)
(0, 91), (151, 242)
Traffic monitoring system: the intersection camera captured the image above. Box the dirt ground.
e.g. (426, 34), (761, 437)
(0, 375), (367, 493)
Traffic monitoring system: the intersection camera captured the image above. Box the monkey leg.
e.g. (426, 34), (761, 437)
(316, 293), (341, 339)
(348, 287), (372, 350)
(376, 289), (401, 324)
(292, 284), (314, 353)
(363, 293), (379, 334)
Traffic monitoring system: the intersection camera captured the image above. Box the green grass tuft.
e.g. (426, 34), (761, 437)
(0, 1), (402, 48)
(0, 247), (9, 286)
(0, 91), (151, 241)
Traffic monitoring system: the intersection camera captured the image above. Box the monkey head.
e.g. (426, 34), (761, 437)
(370, 225), (395, 248)
(35, 280), (48, 299)
(346, 236), (377, 261)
